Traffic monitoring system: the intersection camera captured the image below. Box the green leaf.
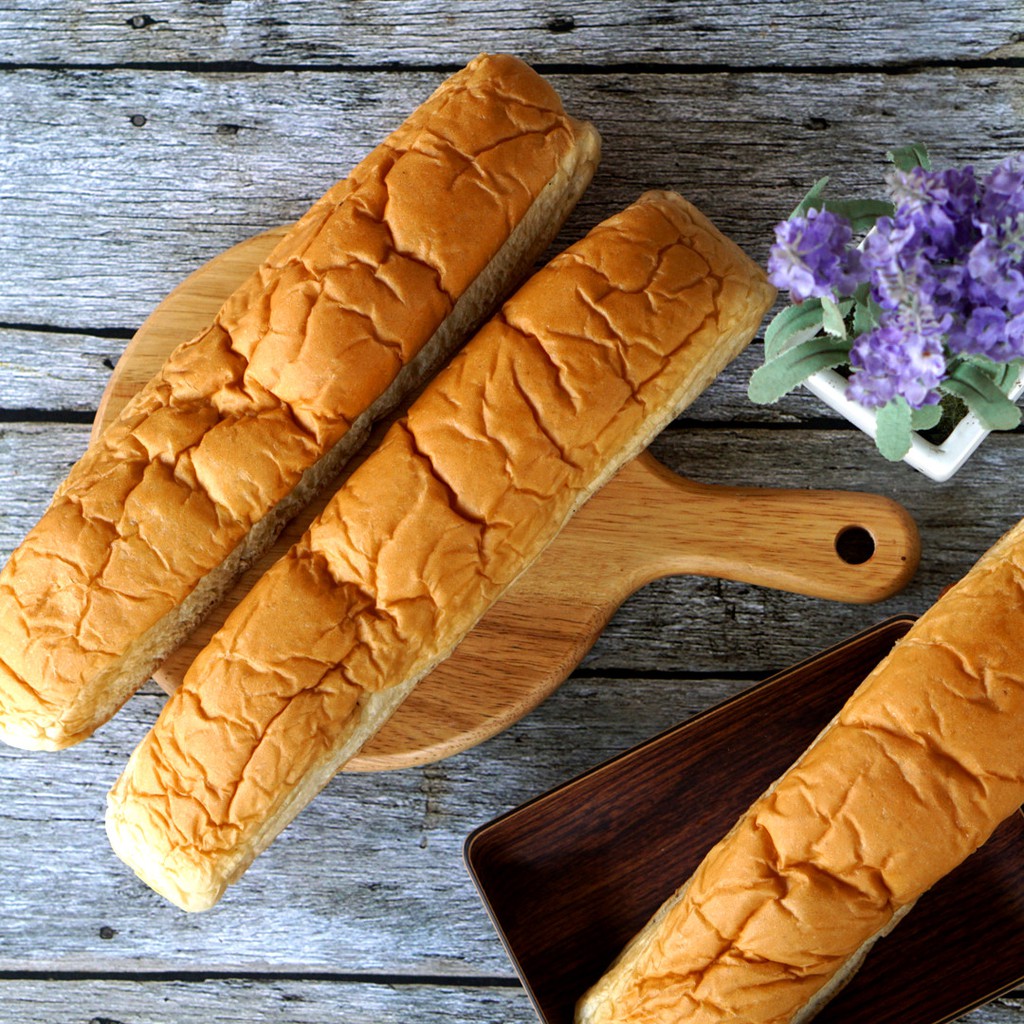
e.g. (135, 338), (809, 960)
(942, 362), (1023, 430)
(821, 296), (851, 339)
(763, 299), (825, 359)
(991, 361), (1019, 392)
(821, 198), (895, 233)
(748, 335), (852, 404)
(910, 403), (943, 431)
(886, 143), (932, 171)
(875, 397), (913, 460)
(853, 297), (882, 335)
(791, 176), (830, 218)
(996, 359), (1024, 392)
(962, 356), (1024, 394)
(852, 280), (874, 304)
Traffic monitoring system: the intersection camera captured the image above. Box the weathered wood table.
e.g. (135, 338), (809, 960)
(2, 4), (1023, 1022)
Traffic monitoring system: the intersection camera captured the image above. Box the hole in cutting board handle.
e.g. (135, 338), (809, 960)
(834, 525), (875, 565)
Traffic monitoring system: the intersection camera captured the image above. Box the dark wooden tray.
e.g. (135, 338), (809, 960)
(464, 616), (1024, 1024)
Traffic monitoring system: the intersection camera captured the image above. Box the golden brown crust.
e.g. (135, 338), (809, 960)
(576, 519), (1024, 1024)
(0, 53), (599, 750)
(106, 191), (776, 911)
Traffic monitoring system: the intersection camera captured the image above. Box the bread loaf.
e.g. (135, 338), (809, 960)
(0, 53), (599, 750)
(106, 191), (776, 911)
(576, 522), (1024, 1024)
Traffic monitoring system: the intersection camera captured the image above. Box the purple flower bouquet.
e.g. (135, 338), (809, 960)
(749, 144), (1024, 474)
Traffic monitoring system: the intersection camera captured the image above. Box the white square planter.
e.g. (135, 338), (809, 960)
(803, 367), (1024, 482)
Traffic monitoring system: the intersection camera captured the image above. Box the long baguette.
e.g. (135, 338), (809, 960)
(576, 522), (1024, 1024)
(105, 191), (776, 912)
(0, 53), (599, 750)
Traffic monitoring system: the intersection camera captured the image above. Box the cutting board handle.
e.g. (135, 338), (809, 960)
(617, 452), (920, 604)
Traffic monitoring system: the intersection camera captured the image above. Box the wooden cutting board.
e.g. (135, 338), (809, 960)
(93, 229), (921, 772)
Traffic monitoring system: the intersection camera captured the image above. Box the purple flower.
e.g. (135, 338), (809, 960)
(863, 168), (981, 321)
(1011, 310), (1024, 354)
(941, 157), (1024, 357)
(847, 314), (947, 409)
(852, 153), (1024, 373)
(963, 306), (1007, 353)
(967, 237), (1024, 314)
(979, 155), (1024, 228)
(765, 148), (1024, 420)
(924, 262), (968, 314)
(885, 165), (979, 258)
(861, 217), (924, 311)
(767, 208), (869, 302)
(947, 305), (1024, 362)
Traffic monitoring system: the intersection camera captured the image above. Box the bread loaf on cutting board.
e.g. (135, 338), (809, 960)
(0, 53), (600, 750)
(576, 520), (1024, 1024)
(106, 190), (776, 912)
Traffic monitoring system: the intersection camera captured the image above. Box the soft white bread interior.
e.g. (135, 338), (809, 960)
(576, 521), (1024, 1024)
(105, 190), (776, 911)
(0, 53), (600, 750)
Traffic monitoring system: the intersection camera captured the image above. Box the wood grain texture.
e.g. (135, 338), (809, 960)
(0, 674), (766, 974)
(0, 654), (1021, 1002)
(152, 450), (920, 770)
(1, 1), (1021, 67)
(3, 5), (1024, 1021)
(0, 323), (840, 424)
(0, 329), (121, 412)
(0, 979), (531, 1024)
(0, 982), (1019, 1024)
(4, 415), (1015, 688)
(3, 420), (1020, 679)
(0, 402), (1012, 977)
(3, 69), (1024, 328)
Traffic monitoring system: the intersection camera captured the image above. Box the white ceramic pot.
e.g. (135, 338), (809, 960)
(803, 367), (1024, 482)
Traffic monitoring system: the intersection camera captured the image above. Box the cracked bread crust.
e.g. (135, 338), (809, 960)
(576, 519), (1024, 1024)
(105, 191), (776, 911)
(0, 53), (600, 750)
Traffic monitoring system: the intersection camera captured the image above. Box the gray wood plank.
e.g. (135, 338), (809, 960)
(0, 656), (1019, 1006)
(3, 37), (1024, 1018)
(0, 979), (530, 1024)
(0, 439), (1021, 998)
(0, 329), (119, 411)
(4, 421), (1022, 675)
(0, 423), (84, 530)
(0, 0), (1020, 67)
(3, 68), (1023, 328)
(972, 996), (1024, 1024)
(0, 672), (759, 973)
(0, 978), (1018, 1024)
(595, 422), (1024, 673)
(0, 323), (832, 422)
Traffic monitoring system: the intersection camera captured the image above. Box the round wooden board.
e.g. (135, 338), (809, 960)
(94, 231), (920, 771)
